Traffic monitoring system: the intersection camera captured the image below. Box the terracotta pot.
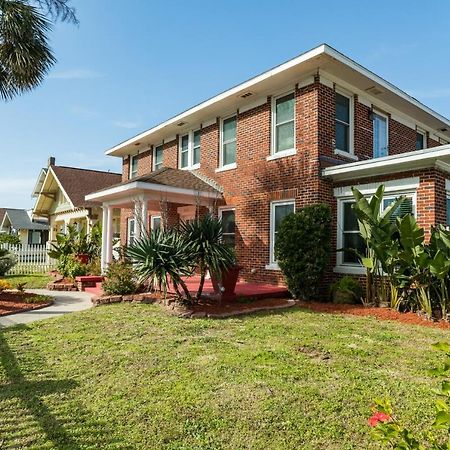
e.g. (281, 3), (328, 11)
(211, 266), (241, 299)
(76, 254), (89, 265)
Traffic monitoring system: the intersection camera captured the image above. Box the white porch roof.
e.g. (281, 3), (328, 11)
(322, 144), (450, 182)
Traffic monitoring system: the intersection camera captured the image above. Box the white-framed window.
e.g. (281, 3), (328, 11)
(373, 111), (389, 158)
(219, 207), (236, 247)
(269, 200), (295, 265)
(219, 115), (237, 169)
(129, 154), (138, 179)
(271, 91), (295, 156)
(127, 218), (136, 246)
(151, 215), (161, 231)
(336, 191), (416, 271)
(416, 129), (427, 150)
(179, 130), (201, 169)
(335, 90), (354, 155)
(153, 144), (163, 171)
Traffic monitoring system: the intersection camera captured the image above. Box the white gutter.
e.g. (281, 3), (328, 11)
(322, 144), (450, 181)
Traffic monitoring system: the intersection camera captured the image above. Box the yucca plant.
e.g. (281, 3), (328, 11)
(180, 214), (235, 301)
(125, 229), (195, 302)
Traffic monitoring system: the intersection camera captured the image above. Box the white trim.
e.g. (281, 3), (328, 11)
(215, 162), (237, 173)
(150, 215), (161, 230)
(334, 87), (355, 156)
(165, 135), (177, 143)
(218, 206), (236, 246)
(152, 144), (163, 171)
(391, 113), (415, 130)
(298, 75), (315, 88)
(445, 179), (450, 193)
(269, 199), (295, 265)
(271, 90), (296, 156)
(127, 217), (136, 246)
(219, 114), (237, 169)
(238, 96), (267, 114)
(372, 109), (389, 158)
(179, 129), (201, 170)
(333, 177), (420, 198)
(265, 263), (281, 271)
(416, 127), (427, 150)
(129, 154), (138, 179)
(106, 44), (450, 157)
(357, 95), (372, 108)
(201, 118), (216, 128)
(334, 149), (358, 161)
(266, 148), (297, 161)
(319, 75), (333, 89)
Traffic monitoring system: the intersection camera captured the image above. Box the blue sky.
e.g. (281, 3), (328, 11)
(1, 0), (450, 209)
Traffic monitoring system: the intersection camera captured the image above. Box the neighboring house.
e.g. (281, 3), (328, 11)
(32, 157), (121, 241)
(86, 44), (450, 284)
(0, 208), (49, 245)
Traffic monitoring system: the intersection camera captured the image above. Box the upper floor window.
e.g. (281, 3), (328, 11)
(335, 91), (353, 155)
(272, 92), (295, 155)
(220, 116), (237, 168)
(179, 130), (201, 169)
(373, 111), (389, 158)
(153, 144), (163, 171)
(129, 155), (138, 179)
(416, 129), (426, 150)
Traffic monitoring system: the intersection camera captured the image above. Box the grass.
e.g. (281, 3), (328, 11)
(0, 304), (448, 449)
(1, 273), (52, 289)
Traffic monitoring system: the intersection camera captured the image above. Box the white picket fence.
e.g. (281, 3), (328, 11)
(1, 243), (56, 275)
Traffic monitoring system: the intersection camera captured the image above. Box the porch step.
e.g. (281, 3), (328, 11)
(84, 281), (104, 297)
(75, 276), (104, 292)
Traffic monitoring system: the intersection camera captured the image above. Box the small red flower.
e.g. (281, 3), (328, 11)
(368, 411), (391, 427)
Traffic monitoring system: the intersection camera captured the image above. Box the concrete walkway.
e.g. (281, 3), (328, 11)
(0, 289), (93, 328)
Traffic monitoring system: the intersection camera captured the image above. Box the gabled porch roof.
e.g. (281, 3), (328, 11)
(85, 167), (223, 207)
(322, 143), (450, 182)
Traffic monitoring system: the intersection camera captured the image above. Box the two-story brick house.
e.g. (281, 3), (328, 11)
(86, 44), (450, 285)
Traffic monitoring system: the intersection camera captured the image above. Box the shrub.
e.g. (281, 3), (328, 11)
(0, 279), (12, 291)
(0, 233), (21, 245)
(0, 249), (17, 276)
(57, 254), (88, 279)
(86, 257), (101, 276)
(275, 204), (331, 300)
(330, 276), (363, 304)
(102, 260), (137, 296)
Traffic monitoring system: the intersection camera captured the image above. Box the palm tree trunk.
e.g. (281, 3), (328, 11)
(178, 279), (193, 305)
(196, 260), (206, 302)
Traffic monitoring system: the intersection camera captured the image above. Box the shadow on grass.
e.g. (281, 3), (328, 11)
(0, 326), (131, 449)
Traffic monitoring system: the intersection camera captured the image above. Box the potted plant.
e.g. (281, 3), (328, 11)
(330, 276), (363, 304)
(210, 264), (241, 300)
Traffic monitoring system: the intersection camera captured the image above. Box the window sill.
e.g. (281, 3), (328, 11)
(265, 263), (281, 271)
(180, 164), (201, 171)
(266, 149), (297, 161)
(334, 149), (358, 161)
(333, 265), (365, 275)
(215, 163), (237, 173)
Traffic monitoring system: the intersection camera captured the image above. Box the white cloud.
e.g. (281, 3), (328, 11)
(49, 69), (104, 80)
(113, 120), (141, 129)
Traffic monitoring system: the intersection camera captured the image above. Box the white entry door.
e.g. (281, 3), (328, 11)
(373, 112), (388, 158)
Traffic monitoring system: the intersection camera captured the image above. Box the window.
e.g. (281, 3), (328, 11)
(382, 196), (414, 222)
(220, 116), (236, 168)
(153, 144), (163, 171)
(272, 92), (295, 155)
(373, 112), (388, 158)
(219, 208), (235, 246)
(416, 129), (426, 150)
(179, 130), (201, 169)
(151, 215), (161, 231)
(270, 201), (295, 264)
(335, 92), (353, 154)
(129, 155), (138, 179)
(447, 197), (450, 226)
(28, 230), (42, 245)
(127, 218), (136, 246)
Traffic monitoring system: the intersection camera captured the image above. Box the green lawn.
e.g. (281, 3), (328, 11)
(1, 273), (52, 289)
(0, 304), (447, 449)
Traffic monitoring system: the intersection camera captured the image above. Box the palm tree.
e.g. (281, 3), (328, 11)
(0, 0), (77, 101)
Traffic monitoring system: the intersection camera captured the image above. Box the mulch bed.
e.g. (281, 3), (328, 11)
(298, 301), (450, 330)
(0, 292), (53, 317)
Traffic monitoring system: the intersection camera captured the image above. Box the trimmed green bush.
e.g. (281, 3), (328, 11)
(0, 249), (17, 276)
(57, 254), (88, 279)
(275, 204), (331, 300)
(102, 260), (138, 296)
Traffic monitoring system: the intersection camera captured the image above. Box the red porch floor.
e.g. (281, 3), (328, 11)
(85, 276), (289, 299)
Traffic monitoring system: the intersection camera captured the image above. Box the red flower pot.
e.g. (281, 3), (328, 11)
(211, 266), (241, 300)
(76, 254), (89, 265)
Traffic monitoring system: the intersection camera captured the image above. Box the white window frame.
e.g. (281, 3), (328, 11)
(218, 114), (237, 171)
(269, 91), (296, 159)
(127, 217), (136, 246)
(372, 110), (389, 158)
(267, 199), (295, 269)
(129, 154), (138, 179)
(178, 130), (201, 170)
(153, 144), (163, 171)
(335, 187), (417, 274)
(218, 207), (236, 246)
(151, 215), (161, 231)
(416, 128), (427, 150)
(334, 88), (356, 159)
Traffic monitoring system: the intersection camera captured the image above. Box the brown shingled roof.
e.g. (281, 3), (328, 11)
(52, 166), (121, 208)
(89, 167), (222, 196)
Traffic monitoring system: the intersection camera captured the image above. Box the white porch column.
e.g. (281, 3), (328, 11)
(141, 196), (148, 237)
(105, 205), (114, 266)
(134, 195), (148, 240)
(101, 206), (108, 274)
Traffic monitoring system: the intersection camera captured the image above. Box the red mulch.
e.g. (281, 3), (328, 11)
(0, 292), (52, 317)
(298, 301), (450, 330)
(189, 297), (294, 315)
